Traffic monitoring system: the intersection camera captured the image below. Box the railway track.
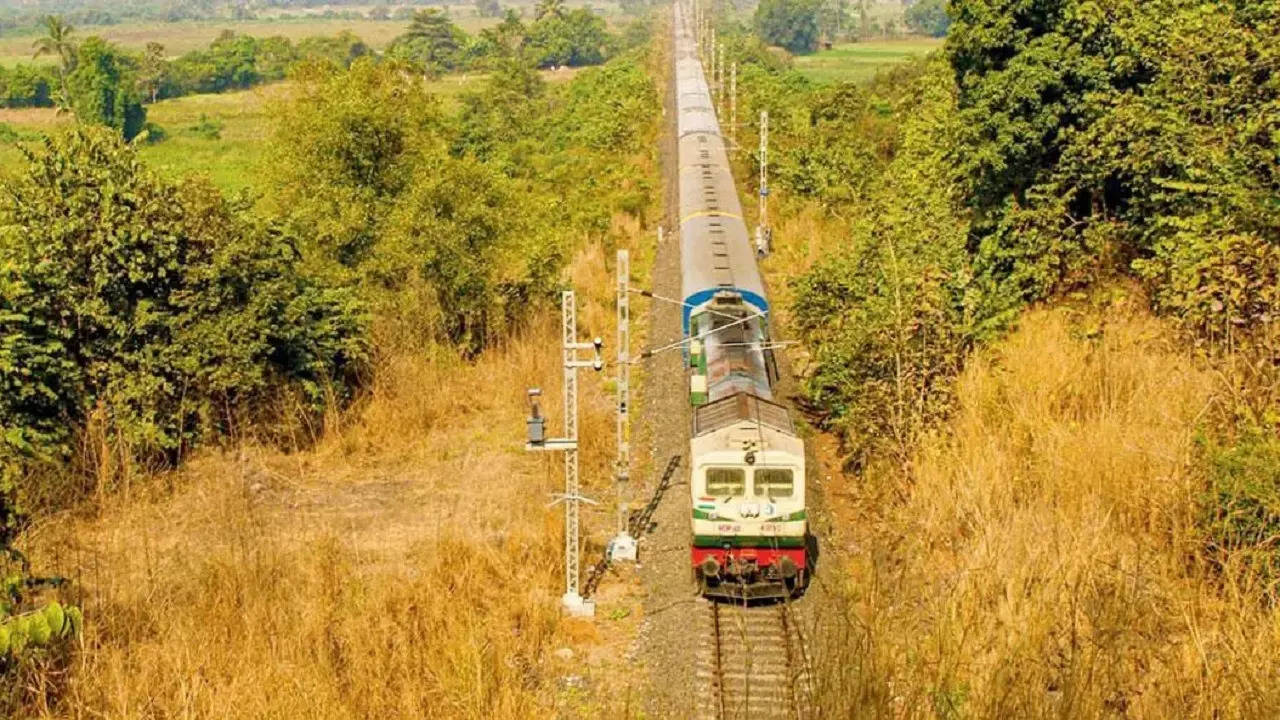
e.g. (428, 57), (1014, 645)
(696, 599), (813, 720)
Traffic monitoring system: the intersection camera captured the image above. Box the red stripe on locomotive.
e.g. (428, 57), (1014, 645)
(691, 546), (806, 570)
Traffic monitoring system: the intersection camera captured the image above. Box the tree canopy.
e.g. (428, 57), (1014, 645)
(905, 0), (951, 37)
(754, 0), (822, 55)
(736, 0), (1280, 456)
(387, 10), (467, 74)
(66, 37), (145, 141)
(0, 127), (366, 476)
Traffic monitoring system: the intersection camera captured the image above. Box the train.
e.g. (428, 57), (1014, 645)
(674, 0), (809, 600)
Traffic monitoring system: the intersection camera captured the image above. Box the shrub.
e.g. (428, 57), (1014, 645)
(0, 127), (368, 496)
(187, 113), (223, 140)
(1200, 433), (1280, 592)
(139, 121), (167, 143)
(268, 59), (441, 268)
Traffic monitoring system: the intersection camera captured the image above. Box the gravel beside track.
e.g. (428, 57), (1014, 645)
(635, 18), (701, 711)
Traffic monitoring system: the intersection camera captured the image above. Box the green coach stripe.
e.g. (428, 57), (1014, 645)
(691, 510), (807, 522)
(692, 535), (806, 548)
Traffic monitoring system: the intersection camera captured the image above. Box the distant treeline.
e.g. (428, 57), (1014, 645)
(0, 30), (370, 109)
(0, 1), (479, 31)
(1, 7), (644, 110)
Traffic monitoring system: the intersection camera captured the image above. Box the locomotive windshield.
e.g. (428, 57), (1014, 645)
(705, 467), (746, 498)
(753, 469), (795, 499)
(703, 467), (797, 500)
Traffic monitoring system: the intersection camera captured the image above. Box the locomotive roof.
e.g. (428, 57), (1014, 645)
(693, 393), (795, 438)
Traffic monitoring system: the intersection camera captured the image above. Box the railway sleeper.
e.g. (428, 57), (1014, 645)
(701, 666), (788, 681)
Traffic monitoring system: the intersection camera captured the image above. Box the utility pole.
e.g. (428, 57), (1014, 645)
(524, 291), (603, 617)
(608, 249), (637, 562)
(730, 62), (737, 147)
(718, 43), (726, 111)
(696, 5), (703, 53)
(710, 27), (716, 77)
(713, 42), (720, 105)
(756, 110), (771, 258)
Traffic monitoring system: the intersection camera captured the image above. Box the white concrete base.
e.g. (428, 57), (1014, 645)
(562, 592), (596, 617)
(608, 532), (639, 563)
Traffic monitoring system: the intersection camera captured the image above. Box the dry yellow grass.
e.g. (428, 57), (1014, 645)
(811, 294), (1280, 718)
(19, 256), (634, 718)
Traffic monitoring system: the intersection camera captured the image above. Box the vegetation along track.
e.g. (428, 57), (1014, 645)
(697, 599), (813, 720)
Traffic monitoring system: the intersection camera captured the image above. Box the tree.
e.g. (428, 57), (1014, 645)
(475, 9), (527, 59)
(526, 8), (614, 68)
(792, 59), (971, 460)
(754, 0), (822, 55)
(267, 59), (440, 267)
(904, 0), (950, 37)
(389, 9), (466, 74)
(31, 15), (76, 106)
(535, 0), (566, 21)
(65, 37), (146, 141)
(137, 41), (166, 103)
(384, 157), (527, 349)
(295, 31), (372, 69)
(255, 35), (298, 82)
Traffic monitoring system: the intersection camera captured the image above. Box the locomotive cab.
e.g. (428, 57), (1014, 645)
(690, 394), (808, 599)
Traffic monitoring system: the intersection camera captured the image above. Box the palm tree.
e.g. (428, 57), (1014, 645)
(534, 0), (566, 21)
(32, 15), (76, 107)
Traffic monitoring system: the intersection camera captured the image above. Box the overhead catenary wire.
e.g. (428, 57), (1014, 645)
(629, 286), (766, 323)
(623, 286), (779, 362)
(640, 311), (762, 359)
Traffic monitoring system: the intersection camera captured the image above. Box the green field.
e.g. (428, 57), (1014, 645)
(0, 67), (582, 191)
(0, 88), (275, 191)
(794, 38), (944, 85)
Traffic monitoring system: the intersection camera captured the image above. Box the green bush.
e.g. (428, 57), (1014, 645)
(1200, 433), (1280, 590)
(268, 59), (441, 269)
(380, 156), (548, 351)
(787, 0), (1280, 460)
(791, 60), (974, 460)
(187, 113), (224, 140)
(270, 52), (656, 354)
(139, 121), (167, 143)
(0, 127), (368, 491)
(0, 64), (57, 109)
(66, 37), (146, 141)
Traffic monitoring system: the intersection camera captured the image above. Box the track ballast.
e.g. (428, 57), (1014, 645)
(696, 599), (813, 720)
